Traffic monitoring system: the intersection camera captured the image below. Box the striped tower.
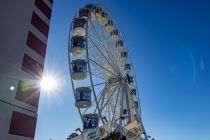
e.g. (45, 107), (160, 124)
(0, 0), (53, 139)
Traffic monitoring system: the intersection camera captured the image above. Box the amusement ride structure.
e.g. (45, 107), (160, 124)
(67, 4), (152, 140)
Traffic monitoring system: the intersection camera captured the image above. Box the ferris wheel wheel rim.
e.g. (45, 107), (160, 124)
(68, 4), (142, 129)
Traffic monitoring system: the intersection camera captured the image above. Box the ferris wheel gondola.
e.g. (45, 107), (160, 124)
(68, 3), (149, 140)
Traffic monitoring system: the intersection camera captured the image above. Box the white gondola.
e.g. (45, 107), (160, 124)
(90, 11), (96, 21)
(131, 89), (138, 101)
(71, 59), (87, 80)
(111, 29), (119, 41)
(129, 76), (134, 84)
(131, 89), (136, 96)
(85, 3), (96, 21)
(78, 8), (89, 18)
(99, 12), (108, 25)
(95, 7), (102, 21)
(75, 87), (91, 108)
(82, 114), (99, 130)
(124, 64), (131, 71)
(105, 20), (113, 32)
(116, 40), (124, 51)
(134, 101), (139, 108)
(121, 51), (128, 60)
(70, 36), (86, 56)
(126, 74), (134, 84)
(73, 18), (87, 37)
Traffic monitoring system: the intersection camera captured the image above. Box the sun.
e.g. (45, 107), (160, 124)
(40, 75), (58, 91)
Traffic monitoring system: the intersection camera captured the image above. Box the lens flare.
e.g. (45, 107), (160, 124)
(9, 86), (15, 91)
(40, 76), (57, 91)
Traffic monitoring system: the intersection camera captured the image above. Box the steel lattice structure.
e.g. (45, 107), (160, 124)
(68, 4), (149, 140)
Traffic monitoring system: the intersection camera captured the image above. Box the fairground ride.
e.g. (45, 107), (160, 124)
(67, 4), (154, 140)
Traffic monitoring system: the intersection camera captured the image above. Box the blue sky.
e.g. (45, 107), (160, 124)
(35, 0), (210, 140)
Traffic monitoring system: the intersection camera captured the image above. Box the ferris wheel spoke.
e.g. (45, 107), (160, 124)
(90, 68), (111, 77)
(85, 56), (117, 77)
(82, 83), (108, 115)
(119, 83), (125, 125)
(88, 57), (109, 76)
(88, 32), (118, 72)
(107, 100), (112, 124)
(106, 87), (118, 120)
(88, 22), (110, 55)
(88, 63), (108, 81)
(87, 70), (107, 81)
(91, 68), (110, 80)
(100, 24), (124, 69)
(99, 89), (106, 111)
(101, 33), (120, 71)
(89, 32), (119, 73)
(94, 16), (121, 73)
(123, 81), (132, 123)
(88, 44), (116, 75)
(87, 35), (119, 74)
(88, 21), (119, 72)
(87, 37), (114, 71)
(88, 59), (115, 81)
(87, 48), (105, 124)
(92, 81), (107, 87)
(102, 93), (112, 124)
(126, 83), (141, 119)
(96, 86), (112, 117)
(130, 62), (142, 116)
(110, 84), (121, 124)
(95, 84), (111, 114)
(105, 36), (124, 74)
(100, 83), (120, 113)
(93, 85), (110, 115)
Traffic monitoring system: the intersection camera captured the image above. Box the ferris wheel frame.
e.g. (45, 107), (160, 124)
(68, 3), (148, 140)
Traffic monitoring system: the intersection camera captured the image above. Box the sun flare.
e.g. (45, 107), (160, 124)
(40, 75), (58, 91)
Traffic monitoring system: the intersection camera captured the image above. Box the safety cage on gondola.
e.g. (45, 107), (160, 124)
(78, 8), (89, 18)
(135, 101), (139, 108)
(70, 36), (86, 56)
(126, 74), (134, 84)
(95, 8), (108, 25)
(105, 19), (114, 32)
(71, 59), (87, 80)
(116, 40), (124, 50)
(82, 114), (99, 130)
(124, 63), (131, 71)
(95, 7), (102, 20)
(75, 87), (91, 108)
(100, 12), (108, 25)
(121, 51), (128, 60)
(131, 89), (137, 96)
(111, 29), (119, 41)
(73, 18), (87, 37)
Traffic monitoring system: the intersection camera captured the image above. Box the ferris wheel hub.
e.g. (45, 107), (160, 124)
(108, 77), (121, 84)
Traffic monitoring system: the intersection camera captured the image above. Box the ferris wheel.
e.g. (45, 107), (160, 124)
(68, 4), (149, 140)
